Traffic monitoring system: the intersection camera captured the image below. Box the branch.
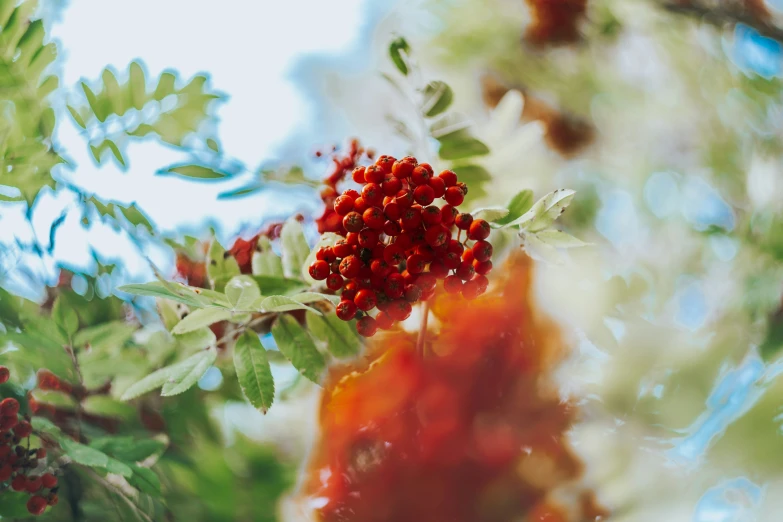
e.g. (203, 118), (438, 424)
(660, 1), (783, 42)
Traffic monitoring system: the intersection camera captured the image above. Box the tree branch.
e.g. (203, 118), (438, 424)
(660, 1), (783, 42)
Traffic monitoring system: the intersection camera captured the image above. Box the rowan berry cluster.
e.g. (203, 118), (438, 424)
(0, 366), (59, 516)
(308, 155), (493, 337)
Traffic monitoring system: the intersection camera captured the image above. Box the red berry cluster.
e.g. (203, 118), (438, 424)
(0, 367), (59, 516)
(308, 155), (494, 337)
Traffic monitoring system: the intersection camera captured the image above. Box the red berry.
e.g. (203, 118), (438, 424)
(339, 256), (362, 279)
(444, 186), (464, 206)
(406, 254), (426, 274)
(26, 495), (47, 516)
(333, 239), (353, 258)
(395, 233), (413, 251)
(438, 169), (457, 186)
(345, 232), (360, 245)
(429, 259), (449, 279)
(473, 240), (493, 262)
(383, 220), (401, 236)
(13, 421), (32, 438)
(474, 274), (489, 293)
(413, 185), (435, 205)
(468, 219), (491, 240)
(456, 181), (468, 195)
(444, 275), (463, 294)
(441, 205), (458, 225)
(419, 163), (434, 174)
(0, 398), (19, 416)
(392, 158), (416, 179)
(384, 273), (405, 299)
(404, 284), (422, 303)
(358, 229), (379, 249)
(388, 300), (413, 321)
(316, 246), (337, 263)
(362, 207), (385, 230)
(376, 155), (396, 173)
(411, 165), (431, 185)
(402, 270), (417, 286)
(370, 259), (390, 276)
(421, 206), (442, 226)
(351, 166), (366, 184)
(326, 273), (344, 291)
(474, 260), (493, 275)
(11, 474), (26, 491)
(41, 473), (57, 489)
(425, 225), (450, 248)
(0, 366), (9, 385)
(456, 260), (476, 281)
(343, 189), (360, 201)
(400, 207), (422, 230)
(309, 260), (330, 281)
(428, 176), (446, 198)
(26, 475), (42, 493)
(343, 212), (364, 233)
(333, 195), (354, 216)
(462, 280), (481, 300)
(382, 176), (402, 196)
(336, 300), (358, 321)
(0, 416), (17, 432)
(361, 183), (383, 206)
(356, 316), (378, 337)
(455, 213), (473, 230)
(342, 281), (359, 301)
(364, 165), (384, 184)
(354, 289), (377, 311)
(36, 448), (46, 459)
(384, 201), (401, 221)
(415, 243), (436, 262)
(442, 252), (461, 269)
(375, 311), (394, 330)
(353, 197), (369, 214)
(415, 273), (437, 292)
(384, 245), (405, 266)
(462, 248), (475, 263)
(0, 463), (12, 482)
(395, 189), (414, 209)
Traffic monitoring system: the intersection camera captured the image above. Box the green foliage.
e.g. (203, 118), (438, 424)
(389, 36), (411, 75)
(234, 331), (275, 412)
(271, 314), (325, 383)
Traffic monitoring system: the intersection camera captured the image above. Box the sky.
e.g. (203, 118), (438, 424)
(0, 0), (397, 289)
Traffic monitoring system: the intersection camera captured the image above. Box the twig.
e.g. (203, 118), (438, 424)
(660, 1), (783, 42)
(416, 300), (430, 358)
(83, 468), (155, 522)
(65, 343), (85, 443)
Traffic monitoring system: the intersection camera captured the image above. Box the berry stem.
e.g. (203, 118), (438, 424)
(416, 300), (430, 358)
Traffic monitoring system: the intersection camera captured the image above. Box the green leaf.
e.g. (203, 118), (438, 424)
(0, 287), (22, 329)
(106, 139), (126, 168)
(291, 292), (340, 305)
(451, 164), (491, 184)
(172, 308), (232, 335)
(81, 82), (106, 122)
(252, 237), (284, 277)
(422, 81), (453, 118)
(129, 61), (147, 110)
(251, 275), (307, 296)
(60, 438), (133, 477)
(73, 321), (135, 352)
(257, 296), (320, 315)
(117, 281), (207, 307)
(534, 229), (589, 248)
(174, 327), (217, 350)
(121, 350), (213, 400)
(306, 312), (361, 358)
(495, 190), (534, 226)
(470, 206), (510, 222)
(225, 275), (261, 311)
(0, 492), (36, 518)
(280, 219), (310, 278)
(128, 465), (161, 496)
(52, 296), (79, 338)
(90, 436), (166, 463)
(160, 349), (217, 396)
(389, 36), (411, 75)
(506, 189), (576, 232)
(438, 130), (490, 160)
(234, 331), (275, 413)
(271, 315), (325, 383)
(218, 183), (265, 199)
(67, 105), (86, 129)
(206, 138), (219, 153)
(160, 164), (230, 180)
(207, 240), (240, 293)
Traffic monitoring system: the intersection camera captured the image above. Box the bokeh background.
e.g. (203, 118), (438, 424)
(4, 0), (783, 520)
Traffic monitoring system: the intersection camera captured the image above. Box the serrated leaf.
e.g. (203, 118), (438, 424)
(128, 465), (161, 496)
(252, 237), (284, 277)
(506, 189), (576, 232)
(291, 292), (340, 305)
(172, 308), (232, 334)
(521, 232), (566, 265)
(208, 240), (240, 293)
(451, 164), (491, 184)
(59, 438), (133, 477)
(534, 229), (589, 248)
(257, 295), (321, 314)
(174, 327), (217, 350)
(422, 81), (453, 117)
(106, 140), (126, 168)
(121, 350), (212, 400)
(389, 36), (410, 75)
(73, 321), (135, 352)
(117, 282), (207, 307)
(271, 315), (325, 383)
(225, 275), (261, 311)
(67, 105), (86, 128)
(89, 436), (165, 463)
(495, 190), (534, 226)
(471, 206), (509, 222)
(280, 219), (310, 278)
(160, 164), (229, 180)
(160, 349), (216, 396)
(234, 331), (275, 412)
(81, 82), (106, 121)
(129, 61), (147, 110)
(252, 275), (307, 296)
(438, 130), (490, 160)
(306, 312), (361, 358)
(52, 296), (78, 337)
